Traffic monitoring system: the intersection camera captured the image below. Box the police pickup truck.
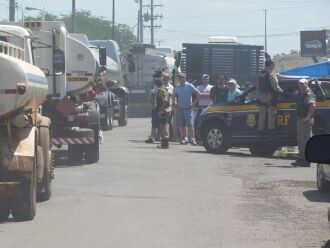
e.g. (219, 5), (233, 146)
(196, 77), (330, 156)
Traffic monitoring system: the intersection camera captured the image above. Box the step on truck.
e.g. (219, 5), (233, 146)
(0, 25), (56, 220)
(23, 21), (102, 164)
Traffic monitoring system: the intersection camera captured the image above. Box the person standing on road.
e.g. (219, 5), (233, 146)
(162, 73), (174, 140)
(145, 74), (161, 143)
(154, 78), (172, 149)
(256, 60), (283, 136)
(173, 72), (200, 145)
(292, 78), (316, 167)
(227, 78), (242, 103)
(210, 74), (228, 103)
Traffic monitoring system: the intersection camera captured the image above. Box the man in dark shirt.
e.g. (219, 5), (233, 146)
(210, 74), (229, 103)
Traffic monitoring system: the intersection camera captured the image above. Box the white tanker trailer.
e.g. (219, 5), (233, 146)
(21, 21), (102, 164)
(0, 25), (55, 221)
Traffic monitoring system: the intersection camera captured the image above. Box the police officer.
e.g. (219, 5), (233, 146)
(154, 78), (172, 149)
(292, 78), (316, 167)
(256, 60), (283, 136)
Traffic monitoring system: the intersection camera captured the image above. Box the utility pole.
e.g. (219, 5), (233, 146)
(112, 0), (115, 40)
(143, 0), (162, 46)
(71, 0), (76, 33)
(263, 9), (268, 54)
(156, 40), (163, 47)
(137, 10), (140, 42)
(140, 0), (143, 43)
(9, 0), (15, 21)
(150, 0), (154, 45)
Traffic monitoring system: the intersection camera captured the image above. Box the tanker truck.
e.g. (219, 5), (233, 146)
(22, 21), (101, 164)
(0, 25), (57, 220)
(72, 36), (129, 130)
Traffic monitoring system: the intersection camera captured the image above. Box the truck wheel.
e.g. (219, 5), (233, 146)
(101, 106), (114, 131)
(118, 103), (128, 126)
(37, 127), (52, 202)
(249, 145), (277, 157)
(85, 127), (100, 164)
(12, 159), (37, 221)
(203, 122), (229, 154)
(85, 150), (99, 164)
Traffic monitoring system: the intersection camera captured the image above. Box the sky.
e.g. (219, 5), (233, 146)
(0, 0), (329, 55)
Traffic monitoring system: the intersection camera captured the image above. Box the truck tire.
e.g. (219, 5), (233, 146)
(203, 122), (229, 154)
(12, 158), (37, 221)
(85, 127), (100, 164)
(249, 145), (277, 157)
(101, 106), (114, 131)
(118, 102), (128, 126)
(85, 149), (99, 164)
(37, 126), (52, 202)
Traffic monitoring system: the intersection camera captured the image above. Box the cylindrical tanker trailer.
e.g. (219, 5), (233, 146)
(22, 21), (101, 164)
(0, 25), (54, 221)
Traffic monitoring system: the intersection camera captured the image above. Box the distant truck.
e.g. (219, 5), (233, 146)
(0, 25), (56, 220)
(121, 44), (175, 108)
(179, 36), (264, 85)
(72, 36), (129, 129)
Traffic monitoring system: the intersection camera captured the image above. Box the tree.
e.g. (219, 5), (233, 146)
(25, 10), (137, 51)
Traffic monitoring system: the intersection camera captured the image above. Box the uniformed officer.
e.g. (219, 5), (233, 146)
(154, 78), (172, 149)
(256, 60), (283, 136)
(292, 78), (316, 167)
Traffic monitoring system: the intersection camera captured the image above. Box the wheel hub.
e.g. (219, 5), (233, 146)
(207, 128), (223, 148)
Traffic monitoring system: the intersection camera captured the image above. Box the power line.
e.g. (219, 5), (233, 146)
(158, 26), (330, 39)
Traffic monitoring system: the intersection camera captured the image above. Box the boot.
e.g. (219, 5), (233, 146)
(158, 139), (169, 149)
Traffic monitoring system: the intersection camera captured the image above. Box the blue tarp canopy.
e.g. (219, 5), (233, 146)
(280, 61), (330, 78)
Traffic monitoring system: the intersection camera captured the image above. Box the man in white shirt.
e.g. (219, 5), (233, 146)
(196, 74), (213, 124)
(197, 74), (213, 108)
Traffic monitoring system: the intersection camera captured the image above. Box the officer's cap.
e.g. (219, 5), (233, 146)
(298, 78), (308, 85)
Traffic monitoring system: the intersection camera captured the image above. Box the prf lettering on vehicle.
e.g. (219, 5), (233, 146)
(277, 114), (290, 126)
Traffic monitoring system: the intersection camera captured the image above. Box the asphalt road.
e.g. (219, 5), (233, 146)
(0, 118), (329, 248)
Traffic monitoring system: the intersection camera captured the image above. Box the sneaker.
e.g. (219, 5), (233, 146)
(180, 138), (188, 145)
(145, 137), (155, 143)
(190, 139), (198, 146)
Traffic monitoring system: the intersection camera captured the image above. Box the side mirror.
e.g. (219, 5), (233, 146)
(305, 134), (330, 163)
(99, 47), (107, 66)
(53, 48), (65, 75)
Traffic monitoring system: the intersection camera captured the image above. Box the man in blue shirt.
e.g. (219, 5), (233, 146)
(173, 72), (200, 145)
(227, 78), (242, 103)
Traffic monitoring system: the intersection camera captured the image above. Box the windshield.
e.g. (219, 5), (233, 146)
(26, 37), (34, 64)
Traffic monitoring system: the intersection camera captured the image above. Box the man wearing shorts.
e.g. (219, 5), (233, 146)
(173, 72), (200, 145)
